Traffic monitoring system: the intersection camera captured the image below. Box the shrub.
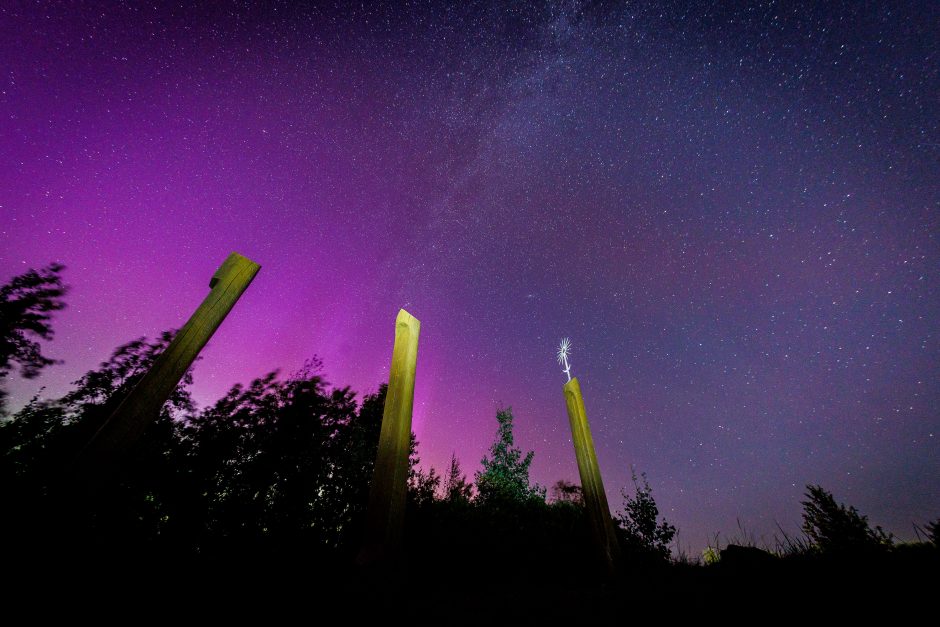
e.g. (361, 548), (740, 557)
(617, 470), (676, 560)
(800, 484), (893, 553)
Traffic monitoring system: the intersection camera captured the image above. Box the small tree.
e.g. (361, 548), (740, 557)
(617, 470), (676, 560)
(801, 484), (893, 553)
(0, 263), (68, 412)
(408, 465), (441, 507)
(443, 452), (473, 502)
(475, 406), (545, 504)
(407, 434), (441, 507)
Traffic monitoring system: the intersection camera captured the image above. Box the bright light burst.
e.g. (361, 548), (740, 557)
(557, 337), (572, 381)
(556, 337), (571, 364)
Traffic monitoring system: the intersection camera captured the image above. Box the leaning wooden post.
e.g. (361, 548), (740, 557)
(358, 308), (420, 566)
(558, 338), (620, 574)
(78, 252), (261, 467)
(564, 377), (620, 571)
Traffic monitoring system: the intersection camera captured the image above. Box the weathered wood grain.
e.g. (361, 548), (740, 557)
(78, 252), (260, 466)
(358, 308), (420, 565)
(564, 376), (621, 573)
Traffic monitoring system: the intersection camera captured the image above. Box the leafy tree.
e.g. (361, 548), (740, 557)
(325, 382), (387, 541)
(409, 465), (442, 507)
(406, 432), (441, 507)
(617, 470), (676, 560)
(0, 330), (193, 482)
(443, 452), (473, 503)
(800, 484), (893, 553)
(0, 263), (68, 412)
(475, 406), (545, 504)
(550, 479), (583, 505)
(0, 330), (195, 556)
(180, 358), (369, 551)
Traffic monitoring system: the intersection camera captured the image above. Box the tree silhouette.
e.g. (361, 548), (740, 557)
(0, 262), (68, 412)
(0, 329), (194, 561)
(475, 406), (545, 504)
(180, 359), (384, 554)
(617, 470), (676, 560)
(800, 484), (893, 553)
(0, 330), (192, 483)
(443, 452), (473, 503)
(2, 294), (935, 609)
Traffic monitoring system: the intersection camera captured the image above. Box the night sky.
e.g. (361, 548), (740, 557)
(2, 2), (937, 552)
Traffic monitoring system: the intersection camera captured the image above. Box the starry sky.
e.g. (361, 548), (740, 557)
(2, 1), (937, 552)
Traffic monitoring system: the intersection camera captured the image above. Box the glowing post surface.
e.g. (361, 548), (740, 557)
(359, 308), (421, 565)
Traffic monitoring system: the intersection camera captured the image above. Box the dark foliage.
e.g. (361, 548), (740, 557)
(616, 470), (677, 561)
(801, 484), (893, 553)
(0, 330), (189, 480)
(550, 479), (583, 505)
(0, 334), (395, 565)
(0, 263), (68, 411)
(408, 434), (442, 508)
(0, 297), (936, 615)
(474, 405), (545, 504)
(442, 452), (473, 502)
(925, 518), (940, 547)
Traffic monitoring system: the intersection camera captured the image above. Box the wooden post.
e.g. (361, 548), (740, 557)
(358, 308), (420, 565)
(564, 376), (620, 573)
(78, 252), (260, 466)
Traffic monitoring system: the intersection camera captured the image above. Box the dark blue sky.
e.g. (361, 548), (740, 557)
(2, 1), (937, 552)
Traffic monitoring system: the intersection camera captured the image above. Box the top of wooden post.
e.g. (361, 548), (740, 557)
(396, 307), (420, 330)
(210, 252), (259, 289)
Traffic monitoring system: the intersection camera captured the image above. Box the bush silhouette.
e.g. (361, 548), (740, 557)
(617, 470), (676, 560)
(801, 484), (893, 553)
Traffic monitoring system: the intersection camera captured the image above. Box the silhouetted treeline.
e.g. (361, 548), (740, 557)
(1, 338), (386, 562)
(1, 263), (937, 615)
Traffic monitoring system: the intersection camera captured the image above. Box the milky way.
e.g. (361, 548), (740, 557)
(2, 2), (937, 552)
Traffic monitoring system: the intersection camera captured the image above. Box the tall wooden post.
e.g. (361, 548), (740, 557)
(78, 252), (261, 467)
(358, 308), (420, 565)
(564, 376), (620, 573)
